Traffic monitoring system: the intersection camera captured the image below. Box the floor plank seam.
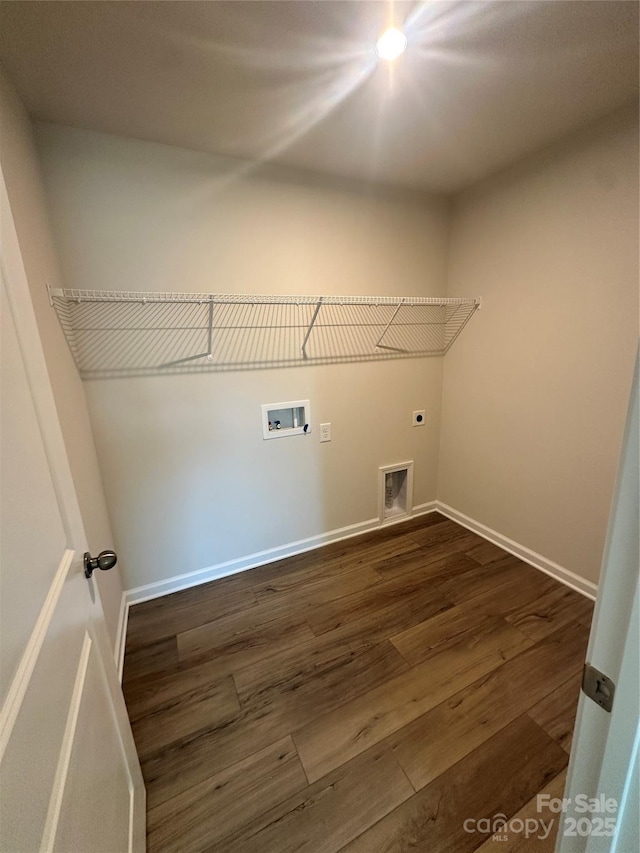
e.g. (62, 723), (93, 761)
(121, 513), (592, 852)
(388, 743), (419, 795)
(289, 731), (312, 787)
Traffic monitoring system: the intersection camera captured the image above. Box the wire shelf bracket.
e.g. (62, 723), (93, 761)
(48, 288), (481, 378)
(301, 297), (324, 360)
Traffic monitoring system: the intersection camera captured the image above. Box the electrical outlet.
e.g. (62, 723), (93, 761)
(413, 410), (426, 427)
(320, 423), (331, 442)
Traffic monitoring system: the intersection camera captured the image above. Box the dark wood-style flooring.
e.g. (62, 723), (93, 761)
(123, 513), (594, 853)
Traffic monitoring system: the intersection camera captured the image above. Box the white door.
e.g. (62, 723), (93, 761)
(0, 172), (145, 851)
(558, 349), (639, 852)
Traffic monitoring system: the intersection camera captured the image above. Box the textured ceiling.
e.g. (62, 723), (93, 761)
(1, 1), (638, 192)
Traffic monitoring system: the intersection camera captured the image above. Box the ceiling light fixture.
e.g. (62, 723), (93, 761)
(375, 26), (407, 61)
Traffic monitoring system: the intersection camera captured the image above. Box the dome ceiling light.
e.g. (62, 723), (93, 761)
(375, 26), (407, 61)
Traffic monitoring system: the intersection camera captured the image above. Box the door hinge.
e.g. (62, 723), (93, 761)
(582, 663), (615, 713)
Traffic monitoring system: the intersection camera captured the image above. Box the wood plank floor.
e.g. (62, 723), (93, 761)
(123, 513), (593, 853)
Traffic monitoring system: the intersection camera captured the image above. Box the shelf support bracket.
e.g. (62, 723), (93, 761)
(301, 297), (323, 359)
(375, 299), (405, 352)
(206, 298), (214, 361)
(158, 297), (216, 368)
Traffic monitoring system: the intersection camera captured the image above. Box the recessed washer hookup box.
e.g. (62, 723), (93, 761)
(261, 400), (311, 439)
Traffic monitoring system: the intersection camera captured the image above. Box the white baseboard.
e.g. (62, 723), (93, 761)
(114, 593), (129, 684)
(411, 501), (438, 516)
(125, 517), (376, 605)
(121, 494), (596, 661)
(124, 502), (439, 608)
(435, 501), (598, 600)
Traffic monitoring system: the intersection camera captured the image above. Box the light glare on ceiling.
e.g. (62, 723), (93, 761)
(375, 26), (407, 61)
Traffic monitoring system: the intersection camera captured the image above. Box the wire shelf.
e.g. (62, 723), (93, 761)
(48, 288), (481, 378)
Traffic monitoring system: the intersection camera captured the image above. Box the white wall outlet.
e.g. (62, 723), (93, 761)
(412, 410), (426, 427)
(320, 423), (331, 442)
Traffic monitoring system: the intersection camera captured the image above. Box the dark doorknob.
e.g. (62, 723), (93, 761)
(84, 550), (118, 579)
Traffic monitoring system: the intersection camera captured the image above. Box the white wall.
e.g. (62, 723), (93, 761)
(439, 105), (639, 585)
(35, 125), (450, 591)
(34, 107), (639, 596)
(0, 73), (124, 647)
